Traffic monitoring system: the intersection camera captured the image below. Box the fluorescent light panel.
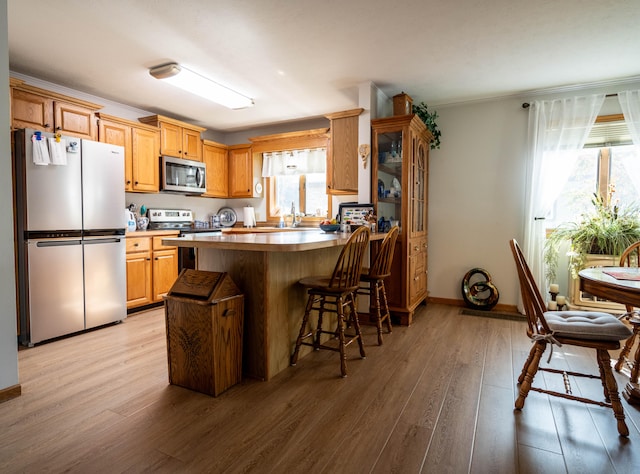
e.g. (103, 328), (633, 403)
(149, 63), (254, 110)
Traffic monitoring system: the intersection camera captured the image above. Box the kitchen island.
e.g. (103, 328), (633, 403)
(162, 229), (384, 380)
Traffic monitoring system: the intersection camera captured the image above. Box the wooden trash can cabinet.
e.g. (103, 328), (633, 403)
(164, 269), (244, 396)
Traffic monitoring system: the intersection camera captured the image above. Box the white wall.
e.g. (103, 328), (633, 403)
(428, 97), (528, 306)
(0, 0), (19, 393)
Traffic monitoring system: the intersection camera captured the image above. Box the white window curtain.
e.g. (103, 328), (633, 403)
(523, 94), (605, 294)
(618, 90), (640, 146)
(262, 148), (326, 177)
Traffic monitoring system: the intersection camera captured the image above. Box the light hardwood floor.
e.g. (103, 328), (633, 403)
(2, 303), (640, 473)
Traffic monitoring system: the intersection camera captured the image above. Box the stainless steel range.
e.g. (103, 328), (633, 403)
(147, 208), (221, 235)
(147, 208), (221, 271)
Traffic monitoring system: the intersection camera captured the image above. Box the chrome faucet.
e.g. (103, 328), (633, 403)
(290, 202), (300, 227)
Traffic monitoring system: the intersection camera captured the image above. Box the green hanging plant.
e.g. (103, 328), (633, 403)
(413, 102), (442, 150)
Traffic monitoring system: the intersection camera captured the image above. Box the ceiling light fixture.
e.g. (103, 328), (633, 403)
(149, 63), (254, 110)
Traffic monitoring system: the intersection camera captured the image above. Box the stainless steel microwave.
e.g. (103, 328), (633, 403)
(161, 156), (206, 194)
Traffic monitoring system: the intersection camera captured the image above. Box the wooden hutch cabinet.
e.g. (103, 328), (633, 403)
(371, 114), (432, 325)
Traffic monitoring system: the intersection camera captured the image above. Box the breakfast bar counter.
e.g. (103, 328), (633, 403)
(163, 230), (384, 381)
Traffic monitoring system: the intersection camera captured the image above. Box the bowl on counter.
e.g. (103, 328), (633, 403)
(319, 224), (340, 233)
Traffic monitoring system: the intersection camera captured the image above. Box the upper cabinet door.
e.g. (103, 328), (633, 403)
(228, 145), (252, 198)
(203, 141), (229, 198)
(182, 128), (203, 161)
(159, 122), (182, 157)
(11, 89), (54, 132)
(131, 127), (160, 192)
(54, 100), (97, 140)
(325, 108), (363, 194)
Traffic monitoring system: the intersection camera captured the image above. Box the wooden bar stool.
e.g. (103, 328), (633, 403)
(358, 225), (399, 345)
(290, 226), (370, 377)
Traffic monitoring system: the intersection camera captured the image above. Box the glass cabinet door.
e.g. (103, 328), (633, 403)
(411, 136), (428, 236)
(374, 129), (404, 231)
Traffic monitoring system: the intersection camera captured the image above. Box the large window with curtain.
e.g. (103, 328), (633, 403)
(262, 148), (330, 222)
(524, 90), (640, 292)
(547, 115), (640, 228)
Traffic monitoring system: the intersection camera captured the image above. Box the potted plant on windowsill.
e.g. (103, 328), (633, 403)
(544, 187), (640, 283)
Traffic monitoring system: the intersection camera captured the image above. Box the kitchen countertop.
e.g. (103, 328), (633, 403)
(126, 229), (180, 237)
(162, 228), (385, 252)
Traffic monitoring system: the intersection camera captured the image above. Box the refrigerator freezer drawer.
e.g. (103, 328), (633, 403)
(27, 239), (85, 344)
(83, 237), (127, 329)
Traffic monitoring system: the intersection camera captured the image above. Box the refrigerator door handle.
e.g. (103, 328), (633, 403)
(83, 237), (123, 245)
(32, 239), (82, 247)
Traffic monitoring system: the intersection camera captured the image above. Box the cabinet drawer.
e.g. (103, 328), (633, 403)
(409, 238), (427, 257)
(153, 235), (178, 250)
(126, 237), (151, 253)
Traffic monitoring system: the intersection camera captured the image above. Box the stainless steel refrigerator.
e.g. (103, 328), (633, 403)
(13, 128), (127, 345)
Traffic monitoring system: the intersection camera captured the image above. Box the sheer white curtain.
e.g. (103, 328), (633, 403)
(523, 94), (605, 293)
(618, 90), (640, 146)
(262, 148), (326, 177)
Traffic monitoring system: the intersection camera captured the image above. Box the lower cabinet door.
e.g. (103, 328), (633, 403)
(152, 248), (178, 301)
(126, 252), (152, 308)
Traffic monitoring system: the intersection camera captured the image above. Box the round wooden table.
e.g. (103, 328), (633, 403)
(579, 267), (640, 404)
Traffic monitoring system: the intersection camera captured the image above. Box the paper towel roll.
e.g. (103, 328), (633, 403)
(243, 207), (256, 227)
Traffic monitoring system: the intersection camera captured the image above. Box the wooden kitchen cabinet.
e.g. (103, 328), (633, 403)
(126, 233), (178, 309)
(10, 77), (102, 140)
(138, 114), (205, 161)
(325, 108), (363, 194)
(202, 139), (229, 198)
(97, 113), (160, 192)
(371, 114), (432, 325)
(151, 236), (178, 302)
(126, 237), (153, 308)
(228, 144), (253, 197)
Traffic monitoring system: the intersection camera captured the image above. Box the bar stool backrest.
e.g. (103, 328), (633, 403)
(329, 226), (370, 290)
(368, 226), (399, 278)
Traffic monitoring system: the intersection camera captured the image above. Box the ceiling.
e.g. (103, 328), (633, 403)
(8, 0), (640, 133)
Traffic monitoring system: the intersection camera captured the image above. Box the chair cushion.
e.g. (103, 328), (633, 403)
(544, 311), (632, 341)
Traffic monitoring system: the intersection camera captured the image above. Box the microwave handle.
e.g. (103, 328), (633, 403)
(196, 167), (205, 188)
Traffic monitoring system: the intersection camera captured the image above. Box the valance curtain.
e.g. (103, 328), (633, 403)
(618, 90), (640, 146)
(261, 148), (326, 177)
(523, 94), (605, 294)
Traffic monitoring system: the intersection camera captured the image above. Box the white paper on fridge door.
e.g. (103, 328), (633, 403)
(48, 138), (68, 165)
(31, 136), (50, 165)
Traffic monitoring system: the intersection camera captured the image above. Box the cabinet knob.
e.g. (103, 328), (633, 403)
(56, 126), (61, 130)
(134, 243), (139, 247)
(126, 180), (132, 185)
(414, 245), (419, 251)
(44, 123), (50, 128)
(135, 181), (139, 185)
(146, 258), (151, 261)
